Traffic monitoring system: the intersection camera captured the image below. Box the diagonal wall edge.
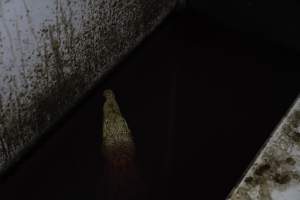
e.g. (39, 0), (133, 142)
(227, 95), (300, 200)
(0, 0), (177, 175)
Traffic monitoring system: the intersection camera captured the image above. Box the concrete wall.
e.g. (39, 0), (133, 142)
(0, 0), (176, 171)
(189, 0), (300, 51)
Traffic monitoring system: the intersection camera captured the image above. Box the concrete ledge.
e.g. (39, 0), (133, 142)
(228, 95), (300, 200)
(0, 0), (176, 173)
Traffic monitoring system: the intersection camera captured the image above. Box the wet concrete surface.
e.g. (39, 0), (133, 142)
(0, 9), (299, 200)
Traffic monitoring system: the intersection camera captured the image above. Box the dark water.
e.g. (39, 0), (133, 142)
(0, 9), (299, 200)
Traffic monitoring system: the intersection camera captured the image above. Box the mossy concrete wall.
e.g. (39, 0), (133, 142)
(0, 0), (176, 171)
(228, 96), (300, 200)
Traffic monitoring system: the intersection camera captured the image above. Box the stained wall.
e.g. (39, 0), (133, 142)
(0, 0), (176, 171)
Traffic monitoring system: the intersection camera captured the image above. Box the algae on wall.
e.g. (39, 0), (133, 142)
(227, 96), (300, 200)
(0, 0), (176, 170)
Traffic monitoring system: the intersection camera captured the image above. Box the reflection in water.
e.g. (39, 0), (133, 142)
(102, 90), (144, 200)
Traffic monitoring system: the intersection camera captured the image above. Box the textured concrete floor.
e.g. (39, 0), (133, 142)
(0, 9), (299, 200)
